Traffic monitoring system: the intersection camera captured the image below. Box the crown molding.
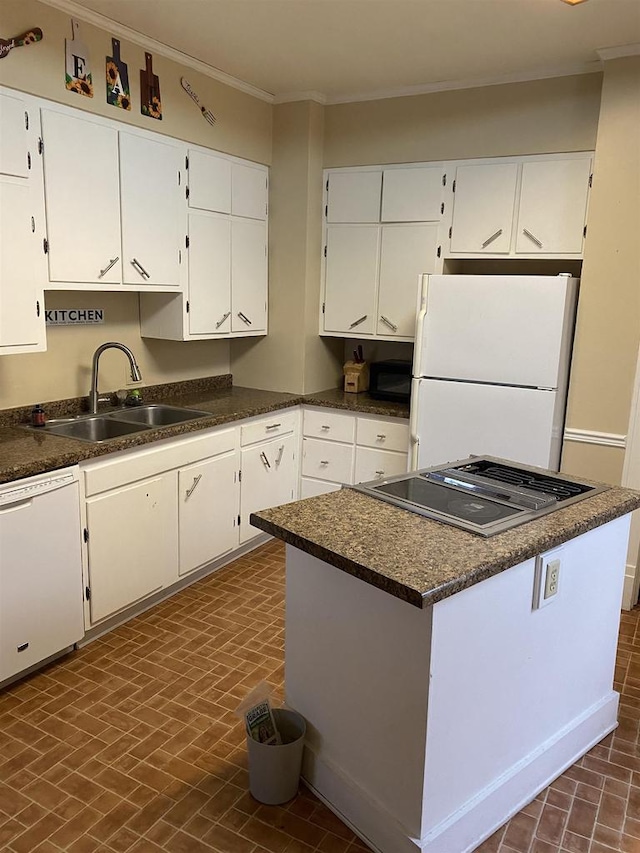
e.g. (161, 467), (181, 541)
(597, 43), (640, 61)
(322, 61), (602, 105)
(38, 0), (275, 103)
(273, 91), (327, 105)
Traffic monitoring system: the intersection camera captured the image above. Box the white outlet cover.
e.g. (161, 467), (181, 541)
(533, 547), (564, 610)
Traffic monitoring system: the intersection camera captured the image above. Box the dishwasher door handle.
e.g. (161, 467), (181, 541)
(0, 499), (33, 513)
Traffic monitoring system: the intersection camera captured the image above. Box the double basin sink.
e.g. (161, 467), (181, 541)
(31, 404), (212, 443)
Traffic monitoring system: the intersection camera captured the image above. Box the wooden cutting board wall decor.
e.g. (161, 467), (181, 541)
(106, 38), (131, 110)
(65, 19), (93, 97)
(0, 28), (43, 61)
(140, 52), (162, 119)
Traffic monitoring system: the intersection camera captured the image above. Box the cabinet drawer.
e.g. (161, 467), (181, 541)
(303, 409), (356, 443)
(300, 477), (342, 499)
(356, 417), (409, 453)
(302, 438), (353, 484)
(83, 428), (236, 496)
(240, 411), (297, 446)
(354, 446), (408, 484)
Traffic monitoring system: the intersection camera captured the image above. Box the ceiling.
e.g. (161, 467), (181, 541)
(66, 0), (640, 103)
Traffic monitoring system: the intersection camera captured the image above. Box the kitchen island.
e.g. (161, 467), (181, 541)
(251, 482), (640, 853)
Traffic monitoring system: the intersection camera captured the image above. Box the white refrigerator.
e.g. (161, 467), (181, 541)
(410, 273), (578, 471)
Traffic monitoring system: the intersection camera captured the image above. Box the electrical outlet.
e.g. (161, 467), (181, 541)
(533, 551), (562, 610)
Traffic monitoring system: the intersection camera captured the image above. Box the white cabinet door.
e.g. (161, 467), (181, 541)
(0, 179), (45, 349)
(41, 110), (122, 283)
(188, 148), (231, 213)
(232, 161), (268, 220)
(120, 132), (182, 286)
(0, 92), (29, 178)
(381, 166), (443, 222)
(85, 473), (178, 623)
(240, 433), (297, 544)
(377, 223), (438, 338)
(324, 224), (378, 335)
(450, 163), (518, 253)
(516, 157), (591, 254)
(326, 170), (382, 223)
(354, 446), (408, 483)
(188, 211), (231, 335)
(179, 452), (239, 575)
(231, 217), (267, 332)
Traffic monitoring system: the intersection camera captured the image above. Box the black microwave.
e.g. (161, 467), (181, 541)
(369, 359), (412, 403)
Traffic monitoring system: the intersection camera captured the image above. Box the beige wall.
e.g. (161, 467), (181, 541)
(231, 101), (342, 394)
(323, 75), (603, 166)
(0, 292), (230, 407)
(562, 57), (640, 484)
(0, 0), (271, 409)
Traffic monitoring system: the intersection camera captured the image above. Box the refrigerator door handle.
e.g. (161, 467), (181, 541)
(412, 273), (429, 377)
(409, 377), (422, 471)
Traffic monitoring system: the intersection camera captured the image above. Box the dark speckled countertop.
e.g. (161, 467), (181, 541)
(251, 485), (640, 609)
(0, 376), (408, 485)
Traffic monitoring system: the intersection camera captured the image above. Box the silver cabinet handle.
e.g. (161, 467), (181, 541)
(237, 311), (252, 325)
(131, 258), (151, 279)
(265, 423), (281, 431)
(481, 229), (503, 248)
(260, 451), (271, 469)
(375, 470), (385, 477)
(276, 445), (285, 466)
(185, 474), (202, 500)
(376, 433), (386, 441)
(349, 315), (367, 329)
(320, 460), (329, 466)
(522, 228), (543, 248)
(380, 315), (398, 332)
(98, 257), (119, 279)
(215, 311), (231, 329)
(321, 425), (331, 431)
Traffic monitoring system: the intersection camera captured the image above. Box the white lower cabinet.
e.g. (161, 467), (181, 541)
(179, 452), (239, 576)
(240, 421), (299, 544)
(301, 407), (410, 496)
(85, 472), (178, 624)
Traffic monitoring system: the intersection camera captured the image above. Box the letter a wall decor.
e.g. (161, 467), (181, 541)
(106, 38), (131, 110)
(65, 19), (92, 97)
(140, 52), (162, 120)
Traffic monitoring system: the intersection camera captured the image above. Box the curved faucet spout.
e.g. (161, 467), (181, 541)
(89, 342), (142, 414)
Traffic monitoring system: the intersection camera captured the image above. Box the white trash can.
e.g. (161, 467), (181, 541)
(247, 708), (306, 804)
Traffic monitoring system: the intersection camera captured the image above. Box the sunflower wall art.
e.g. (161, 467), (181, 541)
(140, 52), (162, 120)
(65, 19), (93, 98)
(106, 38), (131, 110)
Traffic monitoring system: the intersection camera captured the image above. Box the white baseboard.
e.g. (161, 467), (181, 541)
(303, 692), (619, 853)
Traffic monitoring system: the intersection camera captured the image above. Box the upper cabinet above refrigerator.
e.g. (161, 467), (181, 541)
(447, 153), (593, 258)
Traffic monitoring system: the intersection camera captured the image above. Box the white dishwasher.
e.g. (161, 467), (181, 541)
(0, 466), (84, 683)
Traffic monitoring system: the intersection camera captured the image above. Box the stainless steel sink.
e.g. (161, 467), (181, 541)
(43, 416), (150, 443)
(109, 404), (211, 427)
(25, 404), (211, 443)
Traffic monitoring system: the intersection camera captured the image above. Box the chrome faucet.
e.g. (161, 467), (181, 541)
(89, 342), (142, 414)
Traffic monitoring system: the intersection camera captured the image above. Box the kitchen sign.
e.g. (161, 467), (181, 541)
(45, 309), (104, 325)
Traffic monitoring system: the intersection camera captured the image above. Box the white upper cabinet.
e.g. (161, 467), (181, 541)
(231, 217), (267, 332)
(516, 157), (592, 254)
(326, 170), (382, 223)
(448, 154), (592, 257)
(381, 166), (443, 222)
(449, 162), (518, 254)
(0, 88), (46, 354)
(187, 211), (231, 335)
(0, 92), (29, 178)
(232, 161), (268, 220)
(188, 148), (231, 213)
(377, 223), (439, 337)
(324, 224), (379, 335)
(120, 132), (182, 287)
(41, 109), (122, 284)
(0, 180), (45, 349)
